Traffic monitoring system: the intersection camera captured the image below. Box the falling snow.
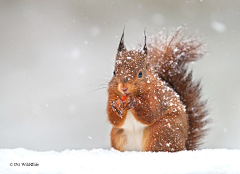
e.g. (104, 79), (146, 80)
(211, 21), (226, 33)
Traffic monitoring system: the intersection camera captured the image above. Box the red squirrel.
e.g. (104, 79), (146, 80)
(107, 28), (208, 152)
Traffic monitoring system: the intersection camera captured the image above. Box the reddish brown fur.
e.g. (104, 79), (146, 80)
(147, 29), (208, 150)
(107, 29), (208, 152)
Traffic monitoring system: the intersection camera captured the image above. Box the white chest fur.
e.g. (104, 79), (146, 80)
(121, 111), (147, 151)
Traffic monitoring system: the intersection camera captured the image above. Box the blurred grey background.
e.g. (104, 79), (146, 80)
(0, 0), (239, 151)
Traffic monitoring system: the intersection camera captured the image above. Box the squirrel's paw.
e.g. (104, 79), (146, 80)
(110, 99), (123, 117)
(124, 96), (137, 110)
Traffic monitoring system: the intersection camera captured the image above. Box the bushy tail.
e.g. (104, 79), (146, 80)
(147, 28), (209, 150)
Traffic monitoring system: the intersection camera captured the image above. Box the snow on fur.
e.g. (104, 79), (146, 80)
(0, 148), (239, 174)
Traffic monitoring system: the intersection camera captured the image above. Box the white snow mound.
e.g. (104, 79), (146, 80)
(0, 148), (239, 174)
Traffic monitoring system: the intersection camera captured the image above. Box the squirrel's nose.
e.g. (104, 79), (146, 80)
(121, 87), (128, 92)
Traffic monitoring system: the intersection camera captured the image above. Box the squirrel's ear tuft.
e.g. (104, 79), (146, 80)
(143, 30), (147, 55)
(118, 28), (126, 53)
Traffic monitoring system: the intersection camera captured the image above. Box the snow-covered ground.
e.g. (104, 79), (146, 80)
(0, 148), (239, 174)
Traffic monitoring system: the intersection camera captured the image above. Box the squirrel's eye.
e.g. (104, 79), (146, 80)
(113, 70), (116, 77)
(138, 71), (142, 78)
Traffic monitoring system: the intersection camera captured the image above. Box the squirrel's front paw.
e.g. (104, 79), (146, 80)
(110, 99), (123, 117)
(124, 96), (137, 110)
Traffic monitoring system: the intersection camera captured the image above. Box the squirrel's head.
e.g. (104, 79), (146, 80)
(110, 30), (149, 97)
